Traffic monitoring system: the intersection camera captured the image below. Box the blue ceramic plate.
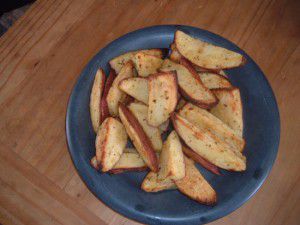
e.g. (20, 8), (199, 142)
(66, 25), (280, 225)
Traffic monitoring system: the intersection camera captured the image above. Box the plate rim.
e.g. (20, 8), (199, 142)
(66, 25), (280, 225)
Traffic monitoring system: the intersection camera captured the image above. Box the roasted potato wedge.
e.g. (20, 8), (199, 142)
(119, 103), (159, 172)
(179, 103), (245, 152)
(90, 156), (100, 170)
(107, 61), (135, 116)
(95, 117), (128, 172)
(101, 69), (116, 122)
(128, 102), (163, 152)
(148, 72), (178, 126)
(119, 77), (149, 104)
(182, 145), (221, 175)
(172, 113), (246, 171)
(199, 72), (232, 89)
(175, 30), (246, 70)
(160, 59), (217, 109)
(109, 152), (147, 174)
(158, 131), (185, 181)
(141, 172), (177, 192)
(175, 157), (217, 205)
(211, 88), (243, 137)
(169, 43), (182, 62)
(109, 49), (163, 73)
(90, 69), (106, 132)
(133, 52), (164, 77)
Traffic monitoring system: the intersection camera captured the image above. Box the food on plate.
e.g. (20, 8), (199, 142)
(90, 69), (106, 132)
(89, 29), (249, 206)
(101, 69), (116, 121)
(128, 102), (163, 151)
(148, 72), (178, 126)
(119, 103), (159, 172)
(175, 30), (246, 70)
(109, 152), (147, 174)
(172, 113), (246, 171)
(119, 77), (149, 104)
(109, 49), (163, 73)
(158, 119), (170, 133)
(95, 117), (128, 172)
(211, 88), (243, 137)
(175, 157), (217, 205)
(133, 52), (164, 77)
(107, 61), (135, 116)
(158, 131), (185, 180)
(169, 43), (182, 62)
(141, 172), (177, 192)
(198, 72), (232, 89)
(181, 145), (221, 175)
(178, 103), (245, 152)
(160, 58), (217, 109)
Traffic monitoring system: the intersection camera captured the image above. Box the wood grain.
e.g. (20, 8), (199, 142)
(0, 0), (299, 224)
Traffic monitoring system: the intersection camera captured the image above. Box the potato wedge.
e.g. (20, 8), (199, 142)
(133, 52), (163, 77)
(175, 30), (246, 70)
(101, 69), (116, 122)
(95, 117), (128, 172)
(160, 59), (217, 109)
(169, 43), (182, 62)
(182, 145), (221, 175)
(141, 172), (177, 192)
(158, 131), (185, 180)
(179, 103), (245, 152)
(109, 49), (163, 73)
(218, 70), (228, 77)
(171, 113), (246, 171)
(90, 69), (106, 132)
(175, 157), (217, 205)
(158, 119), (169, 133)
(148, 72), (178, 126)
(119, 103), (159, 172)
(107, 61), (134, 116)
(123, 147), (138, 153)
(109, 152), (147, 174)
(90, 156), (100, 170)
(211, 88), (243, 137)
(119, 77), (149, 104)
(128, 102), (163, 152)
(198, 72), (232, 89)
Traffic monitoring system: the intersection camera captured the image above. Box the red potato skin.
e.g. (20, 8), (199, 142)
(182, 145), (221, 175)
(119, 103), (159, 172)
(101, 69), (116, 122)
(179, 58), (218, 109)
(109, 167), (148, 174)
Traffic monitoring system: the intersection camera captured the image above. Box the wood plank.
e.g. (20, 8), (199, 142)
(0, 144), (106, 225)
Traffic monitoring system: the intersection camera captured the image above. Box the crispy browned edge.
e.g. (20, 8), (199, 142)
(109, 166), (148, 174)
(174, 30), (247, 70)
(99, 118), (113, 170)
(119, 103), (159, 172)
(178, 58), (218, 109)
(101, 69), (116, 122)
(148, 71), (179, 113)
(181, 145), (221, 175)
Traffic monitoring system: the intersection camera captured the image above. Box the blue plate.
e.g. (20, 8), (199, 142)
(66, 25), (280, 225)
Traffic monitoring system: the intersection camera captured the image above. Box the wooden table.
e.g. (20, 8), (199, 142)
(0, 0), (299, 224)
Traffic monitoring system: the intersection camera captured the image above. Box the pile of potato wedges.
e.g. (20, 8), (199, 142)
(89, 30), (246, 205)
